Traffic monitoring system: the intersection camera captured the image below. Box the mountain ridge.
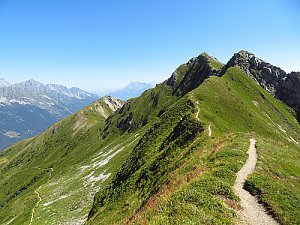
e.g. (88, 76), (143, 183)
(222, 50), (300, 121)
(0, 50), (299, 225)
(87, 50), (300, 224)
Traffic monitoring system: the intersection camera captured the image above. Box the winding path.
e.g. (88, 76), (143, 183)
(208, 125), (212, 137)
(29, 187), (42, 225)
(233, 139), (278, 225)
(195, 105), (212, 137)
(196, 105), (200, 120)
(29, 168), (53, 225)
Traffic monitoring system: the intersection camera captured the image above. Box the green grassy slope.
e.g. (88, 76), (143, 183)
(0, 52), (218, 225)
(87, 67), (300, 224)
(0, 53), (299, 225)
(189, 67), (300, 224)
(0, 97), (138, 224)
(101, 53), (216, 138)
(246, 137), (300, 224)
(0, 54), (216, 225)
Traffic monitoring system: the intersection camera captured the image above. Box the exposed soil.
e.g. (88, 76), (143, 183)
(233, 138), (279, 225)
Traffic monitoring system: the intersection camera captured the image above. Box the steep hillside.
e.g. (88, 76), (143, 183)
(0, 79), (98, 151)
(0, 51), (299, 225)
(0, 96), (126, 224)
(87, 58), (300, 224)
(223, 50), (300, 122)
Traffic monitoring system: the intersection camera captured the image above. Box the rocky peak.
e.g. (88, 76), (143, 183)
(166, 57), (197, 88)
(223, 50), (300, 122)
(102, 96), (125, 111)
(19, 79), (43, 87)
(172, 53), (218, 96)
(225, 50), (285, 76)
(276, 71), (300, 122)
(223, 50), (287, 95)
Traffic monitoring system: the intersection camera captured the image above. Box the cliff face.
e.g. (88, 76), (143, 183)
(276, 71), (300, 121)
(169, 53), (221, 96)
(223, 50), (300, 121)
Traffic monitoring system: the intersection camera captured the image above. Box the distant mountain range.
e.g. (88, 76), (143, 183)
(0, 79), (98, 151)
(107, 82), (155, 100)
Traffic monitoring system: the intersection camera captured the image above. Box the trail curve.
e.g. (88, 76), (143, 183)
(29, 168), (53, 225)
(195, 104), (212, 137)
(29, 187), (42, 225)
(208, 125), (212, 137)
(233, 138), (278, 225)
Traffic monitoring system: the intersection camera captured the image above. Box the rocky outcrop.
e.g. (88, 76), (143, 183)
(277, 72), (300, 121)
(102, 96), (125, 111)
(222, 50), (287, 95)
(166, 57), (197, 89)
(223, 50), (300, 122)
(173, 54), (217, 96)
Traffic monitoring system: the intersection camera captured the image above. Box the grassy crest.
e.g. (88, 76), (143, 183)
(88, 66), (300, 224)
(88, 97), (202, 223)
(0, 53), (299, 225)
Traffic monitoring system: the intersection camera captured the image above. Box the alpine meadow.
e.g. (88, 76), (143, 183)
(0, 50), (299, 225)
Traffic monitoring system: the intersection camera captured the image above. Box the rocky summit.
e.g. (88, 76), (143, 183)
(223, 50), (300, 121)
(0, 51), (299, 225)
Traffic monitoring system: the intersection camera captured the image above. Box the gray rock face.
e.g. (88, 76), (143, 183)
(166, 72), (177, 87)
(173, 54), (215, 96)
(276, 72), (300, 121)
(166, 57), (197, 89)
(223, 50), (300, 122)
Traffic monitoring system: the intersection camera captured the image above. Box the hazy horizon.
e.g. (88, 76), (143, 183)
(0, 77), (157, 95)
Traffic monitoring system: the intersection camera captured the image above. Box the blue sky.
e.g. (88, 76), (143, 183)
(0, 0), (299, 92)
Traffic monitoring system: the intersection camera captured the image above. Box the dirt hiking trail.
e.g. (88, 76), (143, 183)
(208, 125), (212, 137)
(29, 168), (53, 225)
(233, 138), (279, 225)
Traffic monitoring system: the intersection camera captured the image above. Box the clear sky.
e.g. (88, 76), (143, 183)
(0, 0), (299, 92)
